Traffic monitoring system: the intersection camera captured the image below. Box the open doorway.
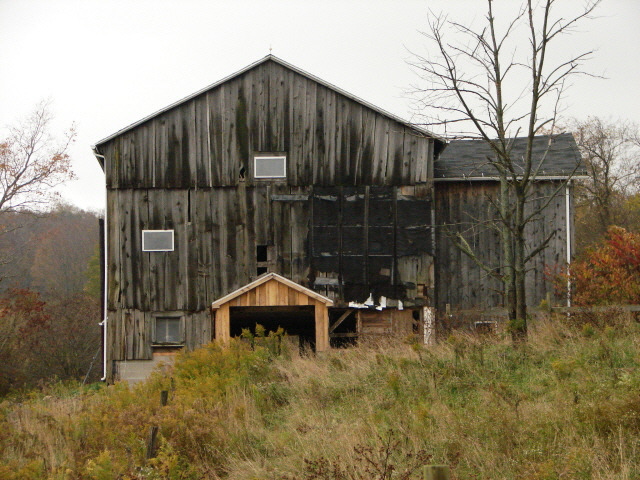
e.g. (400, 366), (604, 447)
(229, 305), (316, 351)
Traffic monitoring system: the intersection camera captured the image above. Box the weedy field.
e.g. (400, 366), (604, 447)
(1, 310), (640, 479)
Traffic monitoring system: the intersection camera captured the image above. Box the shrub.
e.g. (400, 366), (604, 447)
(557, 226), (640, 305)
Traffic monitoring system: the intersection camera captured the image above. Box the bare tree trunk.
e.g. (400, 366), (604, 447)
(511, 186), (528, 340)
(500, 177), (516, 323)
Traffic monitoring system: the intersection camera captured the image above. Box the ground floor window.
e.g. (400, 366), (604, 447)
(153, 316), (184, 345)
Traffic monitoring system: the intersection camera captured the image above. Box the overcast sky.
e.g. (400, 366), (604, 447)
(1, 0), (638, 212)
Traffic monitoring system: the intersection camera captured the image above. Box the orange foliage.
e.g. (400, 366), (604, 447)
(561, 227), (640, 305)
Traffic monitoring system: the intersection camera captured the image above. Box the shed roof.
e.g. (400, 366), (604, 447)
(94, 54), (443, 148)
(211, 273), (333, 309)
(434, 133), (585, 180)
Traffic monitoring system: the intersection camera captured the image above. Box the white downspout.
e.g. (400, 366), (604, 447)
(100, 189), (108, 381)
(565, 181), (572, 308)
(93, 147), (109, 382)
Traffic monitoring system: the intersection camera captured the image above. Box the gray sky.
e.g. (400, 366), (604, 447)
(1, 0), (638, 211)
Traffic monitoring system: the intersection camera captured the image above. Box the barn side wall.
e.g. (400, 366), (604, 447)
(434, 180), (570, 313)
(105, 185), (434, 314)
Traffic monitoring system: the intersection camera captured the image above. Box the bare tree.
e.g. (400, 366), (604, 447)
(571, 117), (640, 250)
(0, 103), (75, 213)
(0, 103), (75, 270)
(410, 0), (599, 338)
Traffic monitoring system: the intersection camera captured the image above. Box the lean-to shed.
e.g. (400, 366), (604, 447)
(433, 134), (586, 318)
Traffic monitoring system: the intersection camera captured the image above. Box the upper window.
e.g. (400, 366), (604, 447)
(142, 230), (174, 252)
(254, 156), (286, 178)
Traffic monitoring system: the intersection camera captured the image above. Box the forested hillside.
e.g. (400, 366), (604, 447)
(0, 204), (102, 394)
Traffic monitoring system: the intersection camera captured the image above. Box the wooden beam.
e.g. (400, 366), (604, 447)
(329, 309), (354, 334)
(315, 303), (330, 351)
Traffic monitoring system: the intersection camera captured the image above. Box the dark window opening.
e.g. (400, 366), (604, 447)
(257, 266), (268, 275)
(256, 245), (268, 262)
(412, 309), (421, 334)
(239, 166), (246, 181)
(187, 191), (192, 223)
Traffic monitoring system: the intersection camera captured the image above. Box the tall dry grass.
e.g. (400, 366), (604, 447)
(1, 310), (640, 479)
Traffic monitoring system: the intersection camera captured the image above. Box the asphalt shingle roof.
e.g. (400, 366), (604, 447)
(434, 133), (585, 179)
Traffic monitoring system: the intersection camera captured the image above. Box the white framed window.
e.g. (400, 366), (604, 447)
(254, 155), (286, 178)
(142, 230), (174, 252)
(153, 316), (184, 345)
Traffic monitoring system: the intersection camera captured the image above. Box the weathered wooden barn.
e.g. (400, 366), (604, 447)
(93, 55), (583, 382)
(434, 135), (584, 320)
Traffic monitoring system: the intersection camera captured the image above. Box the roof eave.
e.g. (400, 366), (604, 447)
(434, 174), (590, 182)
(210, 272), (333, 309)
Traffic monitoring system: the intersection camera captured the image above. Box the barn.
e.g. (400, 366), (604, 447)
(434, 134), (584, 318)
(93, 55), (582, 383)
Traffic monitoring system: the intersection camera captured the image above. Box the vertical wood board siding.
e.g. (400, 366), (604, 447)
(101, 60), (434, 189)
(434, 181), (568, 311)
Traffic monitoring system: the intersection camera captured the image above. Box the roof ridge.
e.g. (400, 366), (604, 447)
(94, 55), (443, 147)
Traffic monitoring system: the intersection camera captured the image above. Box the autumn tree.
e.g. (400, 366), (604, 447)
(559, 226), (640, 306)
(33, 293), (102, 382)
(0, 103), (76, 271)
(0, 289), (50, 393)
(0, 289), (101, 394)
(410, 0), (598, 338)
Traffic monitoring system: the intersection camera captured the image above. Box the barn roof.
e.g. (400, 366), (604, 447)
(210, 273), (333, 309)
(434, 133), (586, 180)
(94, 54), (443, 148)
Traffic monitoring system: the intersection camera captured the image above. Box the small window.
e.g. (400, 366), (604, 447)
(256, 245), (268, 262)
(154, 316), (183, 345)
(254, 156), (286, 178)
(142, 230), (174, 252)
(256, 244), (271, 276)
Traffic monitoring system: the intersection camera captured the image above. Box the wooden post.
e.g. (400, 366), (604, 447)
(146, 390), (169, 459)
(423, 307), (435, 345)
(423, 465), (450, 480)
(146, 426), (159, 460)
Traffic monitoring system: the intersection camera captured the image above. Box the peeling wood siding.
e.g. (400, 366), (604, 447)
(434, 181), (568, 312)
